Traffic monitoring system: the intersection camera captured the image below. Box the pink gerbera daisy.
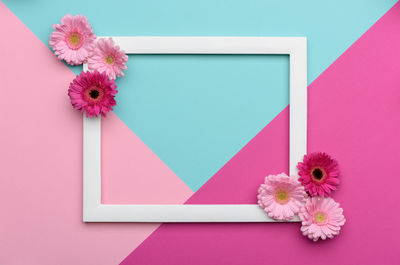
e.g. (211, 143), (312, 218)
(297, 152), (340, 197)
(68, 71), (117, 117)
(88, 38), (128, 79)
(257, 173), (307, 221)
(299, 197), (345, 241)
(49, 14), (96, 65)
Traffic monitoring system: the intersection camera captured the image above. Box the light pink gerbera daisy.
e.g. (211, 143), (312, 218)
(257, 173), (307, 221)
(68, 71), (117, 117)
(88, 38), (128, 79)
(297, 152), (340, 197)
(49, 14), (96, 65)
(299, 197), (345, 241)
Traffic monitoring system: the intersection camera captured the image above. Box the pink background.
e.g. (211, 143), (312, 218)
(0, 3), (191, 265)
(1, 1), (400, 265)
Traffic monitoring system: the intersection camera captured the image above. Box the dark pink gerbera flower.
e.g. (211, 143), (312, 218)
(68, 71), (117, 117)
(297, 152), (340, 197)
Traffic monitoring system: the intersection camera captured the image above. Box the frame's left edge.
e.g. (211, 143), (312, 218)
(83, 114), (102, 222)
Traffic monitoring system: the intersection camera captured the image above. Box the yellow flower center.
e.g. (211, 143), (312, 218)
(314, 211), (326, 224)
(105, 55), (114, 65)
(69, 33), (81, 45)
(66, 32), (83, 50)
(274, 190), (290, 204)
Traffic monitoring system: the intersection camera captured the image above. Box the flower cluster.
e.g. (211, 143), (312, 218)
(257, 152), (345, 242)
(49, 14), (128, 117)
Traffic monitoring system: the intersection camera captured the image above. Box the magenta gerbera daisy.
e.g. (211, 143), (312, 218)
(88, 38), (128, 80)
(68, 71), (117, 117)
(297, 152), (340, 197)
(299, 197), (345, 241)
(49, 14), (96, 65)
(257, 173), (307, 221)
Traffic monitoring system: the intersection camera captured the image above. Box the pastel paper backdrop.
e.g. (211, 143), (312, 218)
(1, 0), (400, 264)
(3, 0), (395, 193)
(122, 5), (400, 264)
(0, 4), (192, 265)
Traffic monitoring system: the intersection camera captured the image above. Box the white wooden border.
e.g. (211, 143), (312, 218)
(83, 37), (307, 222)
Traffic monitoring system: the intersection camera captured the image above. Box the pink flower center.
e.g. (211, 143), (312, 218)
(311, 167), (326, 183)
(66, 32), (83, 50)
(105, 55), (115, 65)
(274, 189), (290, 205)
(86, 86), (103, 102)
(314, 211), (327, 225)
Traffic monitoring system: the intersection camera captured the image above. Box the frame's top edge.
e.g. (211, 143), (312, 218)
(98, 36), (307, 40)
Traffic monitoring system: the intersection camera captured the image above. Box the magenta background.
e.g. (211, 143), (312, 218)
(1, 1), (400, 264)
(121, 3), (400, 265)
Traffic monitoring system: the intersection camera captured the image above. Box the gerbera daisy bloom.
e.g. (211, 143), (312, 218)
(68, 71), (117, 117)
(297, 152), (340, 197)
(257, 173), (307, 221)
(49, 14), (96, 65)
(299, 197), (345, 241)
(88, 38), (128, 79)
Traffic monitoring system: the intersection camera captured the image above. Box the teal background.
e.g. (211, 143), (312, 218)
(3, 0), (396, 191)
(116, 54), (288, 190)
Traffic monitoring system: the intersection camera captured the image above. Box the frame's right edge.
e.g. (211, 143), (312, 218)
(289, 37), (307, 176)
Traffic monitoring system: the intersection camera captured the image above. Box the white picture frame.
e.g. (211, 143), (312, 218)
(83, 36), (307, 222)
